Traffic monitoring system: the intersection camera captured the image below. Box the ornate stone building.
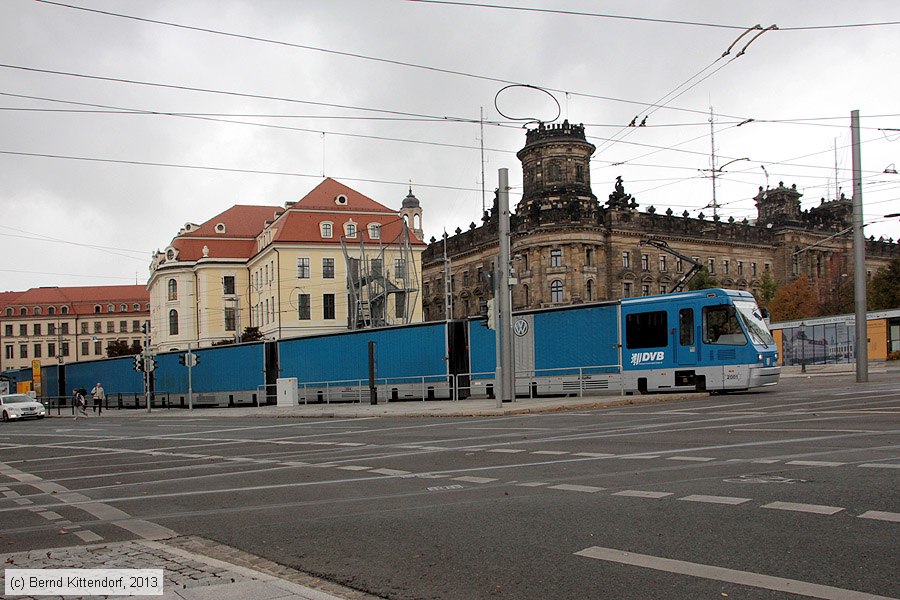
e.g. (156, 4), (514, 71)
(422, 120), (898, 321)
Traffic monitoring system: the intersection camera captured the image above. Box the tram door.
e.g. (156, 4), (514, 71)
(677, 307), (698, 366)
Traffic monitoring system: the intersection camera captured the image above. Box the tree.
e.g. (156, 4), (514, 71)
(687, 267), (718, 291)
(868, 257), (900, 310)
(814, 263), (853, 316)
(211, 327), (265, 347)
(753, 269), (778, 311)
(768, 275), (818, 321)
(106, 339), (141, 357)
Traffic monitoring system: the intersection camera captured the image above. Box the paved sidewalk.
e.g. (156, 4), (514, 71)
(1, 536), (379, 600)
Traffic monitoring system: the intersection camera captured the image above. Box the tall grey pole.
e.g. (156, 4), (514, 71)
(498, 168), (514, 403)
(187, 343), (194, 410)
(851, 110), (868, 383)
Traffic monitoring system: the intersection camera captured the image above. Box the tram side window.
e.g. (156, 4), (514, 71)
(625, 310), (668, 349)
(679, 308), (694, 346)
(703, 305), (746, 345)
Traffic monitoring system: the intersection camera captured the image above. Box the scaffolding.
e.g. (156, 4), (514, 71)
(342, 220), (420, 329)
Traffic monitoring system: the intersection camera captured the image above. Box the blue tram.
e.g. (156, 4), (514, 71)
(16, 289), (779, 404)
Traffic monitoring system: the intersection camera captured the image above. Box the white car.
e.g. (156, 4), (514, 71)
(0, 394), (47, 421)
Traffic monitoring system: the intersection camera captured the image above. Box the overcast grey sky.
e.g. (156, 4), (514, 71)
(1, 0), (898, 292)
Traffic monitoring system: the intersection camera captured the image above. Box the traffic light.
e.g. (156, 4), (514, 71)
(146, 358), (157, 373)
(178, 354), (186, 366)
(191, 354), (199, 367)
(133, 355), (144, 372)
(140, 322), (149, 335)
(486, 298), (496, 330)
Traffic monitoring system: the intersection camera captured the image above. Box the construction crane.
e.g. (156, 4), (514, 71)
(640, 238), (703, 293)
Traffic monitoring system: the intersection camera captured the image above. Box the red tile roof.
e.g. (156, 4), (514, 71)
(294, 178), (396, 213)
(180, 205), (281, 238)
(171, 238), (258, 262)
(273, 211), (424, 246)
(0, 285), (149, 317)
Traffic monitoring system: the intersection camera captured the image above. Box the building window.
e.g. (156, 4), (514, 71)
(550, 280), (564, 303)
(622, 251), (630, 269)
(49, 306), (56, 315)
(169, 310), (179, 335)
(368, 223), (381, 239)
(659, 255), (667, 272)
(19, 344), (27, 358)
(48, 323), (55, 335)
(167, 279), (177, 301)
(223, 275), (236, 295)
(659, 285), (667, 295)
(764, 263), (770, 272)
(120, 321), (127, 333)
(34, 307), (42, 316)
(34, 344), (41, 358)
(395, 292), (406, 319)
(132, 320), (140, 332)
(370, 259), (382, 276)
(47, 343), (55, 357)
(586, 279), (594, 301)
(94, 340), (101, 355)
(61, 306), (69, 314)
(723, 259), (730, 275)
(61, 342), (69, 357)
(575, 164), (584, 182)
(738, 261), (744, 276)
(548, 160), (561, 181)
(19, 324), (26, 336)
(642, 284), (650, 296)
(6, 345), (14, 359)
(297, 257), (310, 278)
(344, 222), (357, 238)
(3, 325), (10, 336)
(323, 258), (335, 279)
(523, 284), (530, 306)
(708, 258), (715, 274)
(641, 254), (650, 272)
(395, 259), (407, 280)
(298, 294), (310, 320)
(18, 308), (25, 316)
(107, 321), (114, 333)
(550, 248), (562, 267)
(323, 294), (335, 320)
(224, 306), (236, 331)
(585, 247), (594, 267)
(33, 324), (41, 336)
(792, 254), (799, 276)
(752, 262), (758, 276)
(320, 222), (333, 238)
(623, 282), (633, 297)
(61, 323), (69, 335)
(81, 322), (88, 334)
(133, 303), (140, 311)
(107, 304), (114, 313)
(94, 322), (101, 334)
(5, 308), (12, 317)
(121, 304), (127, 312)
(81, 341), (89, 356)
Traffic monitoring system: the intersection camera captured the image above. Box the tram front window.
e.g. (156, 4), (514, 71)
(734, 300), (775, 345)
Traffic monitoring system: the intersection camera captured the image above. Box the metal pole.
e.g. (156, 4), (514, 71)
(799, 323), (806, 373)
(498, 168), (514, 403)
(851, 110), (868, 382)
(493, 262), (503, 408)
(143, 335), (151, 414)
(368, 340), (377, 405)
(187, 343), (193, 410)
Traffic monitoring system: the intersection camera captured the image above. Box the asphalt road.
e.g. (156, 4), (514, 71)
(1, 374), (898, 599)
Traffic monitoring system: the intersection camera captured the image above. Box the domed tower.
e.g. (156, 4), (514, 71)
(399, 185), (423, 240)
(516, 120), (598, 227)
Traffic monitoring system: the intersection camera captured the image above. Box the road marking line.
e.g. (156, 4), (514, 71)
(532, 451), (569, 455)
(750, 459), (781, 464)
(74, 530), (103, 543)
(453, 476), (498, 484)
(549, 484), (604, 493)
(336, 442), (366, 446)
(667, 456), (716, 462)
(371, 468), (411, 476)
(858, 510), (900, 523)
(574, 545), (896, 600)
(487, 448), (527, 453)
(679, 495), (751, 505)
(859, 463), (900, 469)
(762, 502), (844, 515)
(573, 452), (616, 458)
(620, 455), (660, 460)
(516, 482), (548, 487)
(12, 498), (32, 505)
(38, 511), (64, 520)
(786, 461), (846, 467)
(279, 461), (310, 467)
(336, 465), (372, 471)
(613, 490), (672, 499)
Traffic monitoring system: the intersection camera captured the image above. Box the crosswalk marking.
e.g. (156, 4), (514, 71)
(762, 501), (844, 515)
(453, 476), (498, 484)
(858, 510), (900, 523)
(679, 495), (751, 505)
(549, 484), (604, 493)
(786, 460), (846, 467)
(614, 490), (673, 499)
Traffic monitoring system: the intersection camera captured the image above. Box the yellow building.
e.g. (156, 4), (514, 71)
(148, 179), (425, 351)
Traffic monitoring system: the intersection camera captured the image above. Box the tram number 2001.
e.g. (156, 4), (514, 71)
(725, 372), (740, 380)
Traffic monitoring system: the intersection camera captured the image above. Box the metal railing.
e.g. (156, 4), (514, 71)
(453, 363), (624, 401)
(296, 374), (450, 404)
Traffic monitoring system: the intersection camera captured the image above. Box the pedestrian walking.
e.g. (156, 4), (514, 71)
(73, 388), (88, 420)
(90, 382), (105, 415)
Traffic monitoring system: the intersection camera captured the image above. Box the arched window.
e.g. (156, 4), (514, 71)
(94, 305), (101, 313)
(48, 306), (55, 315)
(368, 223), (381, 240)
(33, 307), (42, 316)
(168, 309), (179, 335)
(167, 279), (178, 301)
(19, 307), (26, 316)
(548, 160), (562, 181)
(5, 308), (12, 316)
(550, 280), (564, 303)
(61, 306), (69, 314)
(586, 279), (594, 301)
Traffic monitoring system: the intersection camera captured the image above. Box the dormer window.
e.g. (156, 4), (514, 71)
(61, 306), (69, 314)
(48, 306), (55, 315)
(94, 305), (101, 314)
(165, 247), (177, 261)
(344, 221), (357, 238)
(320, 222), (333, 239)
(34, 307), (42, 316)
(368, 223), (381, 240)
(215, 223), (226, 234)
(107, 304), (115, 312)
(335, 194), (348, 206)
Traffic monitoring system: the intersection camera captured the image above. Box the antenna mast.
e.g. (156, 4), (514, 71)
(480, 107), (487, 216)
(708, 107), (719, 220)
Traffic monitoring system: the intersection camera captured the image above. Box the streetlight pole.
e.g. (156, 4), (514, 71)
(799, 322), (806, 374)
(850, 110), (868, 383)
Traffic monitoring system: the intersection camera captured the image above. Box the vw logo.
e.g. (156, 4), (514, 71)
(513, 319), (529, 337)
